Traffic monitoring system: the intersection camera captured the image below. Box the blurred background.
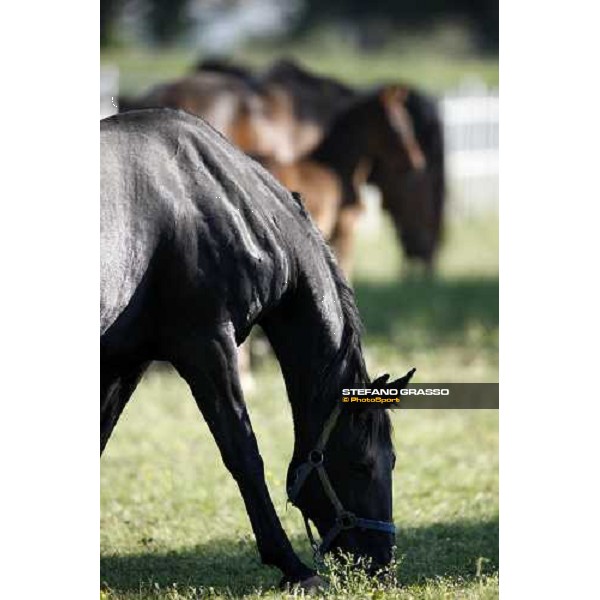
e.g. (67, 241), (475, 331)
(100, 2), (499, 598)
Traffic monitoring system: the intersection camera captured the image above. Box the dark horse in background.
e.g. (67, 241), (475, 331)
(264, 85), (426, 278)
(262, 58), (447, 271)
(122, 57), (446, 271)
(118, 68), (299, 164)
(369, 85), (446, 270)
(197, 58), (442, 273)
(101, 109), (414, 588)
(118, 70), (279, 156)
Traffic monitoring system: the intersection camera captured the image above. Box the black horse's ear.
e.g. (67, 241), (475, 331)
(371, 373), (390, 388)
(389, 368), (416, 390)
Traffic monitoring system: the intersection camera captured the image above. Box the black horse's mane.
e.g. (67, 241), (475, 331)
(287, 190), (365, 368)
(311, 230), (393, 454)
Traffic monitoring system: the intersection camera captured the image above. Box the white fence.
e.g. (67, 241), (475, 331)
(441, 87), (499, 217)
(100, 66), (119, 119)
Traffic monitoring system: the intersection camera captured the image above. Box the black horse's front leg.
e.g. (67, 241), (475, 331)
(171, 327), (314, 585)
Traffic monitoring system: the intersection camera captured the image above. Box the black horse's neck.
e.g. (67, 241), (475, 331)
(260, 247), (367, 455)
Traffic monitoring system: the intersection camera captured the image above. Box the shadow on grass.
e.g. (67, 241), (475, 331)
(101, 518), (498, 595)
(397, 518), (498, 585)
(354, 276), (499, 348)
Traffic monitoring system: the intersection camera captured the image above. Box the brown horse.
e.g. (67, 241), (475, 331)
(119, 71), (296, 162)
(267, 161), (341, 241)
(263, 86), (426, 278)
(194, 58), (321, 164)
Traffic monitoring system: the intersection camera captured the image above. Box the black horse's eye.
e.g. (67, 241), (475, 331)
(351, 462), (373, 477)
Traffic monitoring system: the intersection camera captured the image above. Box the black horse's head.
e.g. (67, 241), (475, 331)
(287, 371), (414, 570)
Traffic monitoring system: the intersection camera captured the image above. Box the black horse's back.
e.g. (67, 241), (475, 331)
(101, 109), (335, 347)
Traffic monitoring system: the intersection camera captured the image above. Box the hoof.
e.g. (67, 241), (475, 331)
(280, 574), (326, 594)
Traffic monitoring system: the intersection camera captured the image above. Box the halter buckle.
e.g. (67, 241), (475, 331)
(308, 449), (324, 466)
(337, 512), (358, 529)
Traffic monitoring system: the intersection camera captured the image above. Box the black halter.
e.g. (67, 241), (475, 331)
(287, 403), (396, 562)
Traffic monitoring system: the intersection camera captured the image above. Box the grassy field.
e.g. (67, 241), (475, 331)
(101, 36), (499, 96)
(101, 217), (499, 599)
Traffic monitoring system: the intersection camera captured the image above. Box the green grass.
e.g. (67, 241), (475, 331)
(101, 35), (498, 96)
(101, 217), (498, 599)
(353, 217), (498, 383)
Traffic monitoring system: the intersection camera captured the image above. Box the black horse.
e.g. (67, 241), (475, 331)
(101, 109), (414, 587)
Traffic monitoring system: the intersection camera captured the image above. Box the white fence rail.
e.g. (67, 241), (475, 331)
(100, 66), (119, 119)
(441, 87), (499, 217)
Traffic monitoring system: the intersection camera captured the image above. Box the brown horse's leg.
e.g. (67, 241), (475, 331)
(330, 204), (362, 281)
(170, 325), (313, 584)
(100, 360), (148, 455)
